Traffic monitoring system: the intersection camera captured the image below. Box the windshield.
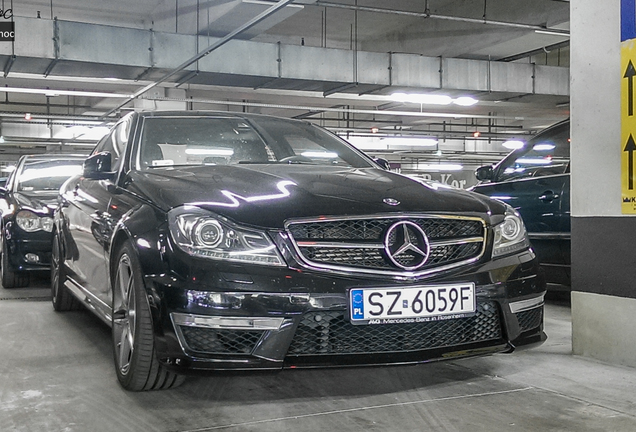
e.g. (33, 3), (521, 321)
(137, 116), (374, 170)
(495, 122), (569, 182)
(16, 158), (84, 192)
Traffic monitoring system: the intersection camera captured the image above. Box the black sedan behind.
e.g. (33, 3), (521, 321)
(0, 154), (85, 288)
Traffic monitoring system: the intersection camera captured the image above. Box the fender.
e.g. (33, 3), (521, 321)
(108, 203), (169, 281)
(107, 202), (175, 345)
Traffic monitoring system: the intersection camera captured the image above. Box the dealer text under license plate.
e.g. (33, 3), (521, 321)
(350, 283), (476, 325)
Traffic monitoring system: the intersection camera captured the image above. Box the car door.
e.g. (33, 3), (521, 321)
(63, 177), (113, 304)
(62, 120), (131, 310)
(477, 172), (568, 235)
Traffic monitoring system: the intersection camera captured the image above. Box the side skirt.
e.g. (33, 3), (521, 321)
(65, 276), (113, 327)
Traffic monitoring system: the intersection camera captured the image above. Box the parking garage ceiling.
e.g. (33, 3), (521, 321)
(0, 0), (570, 169)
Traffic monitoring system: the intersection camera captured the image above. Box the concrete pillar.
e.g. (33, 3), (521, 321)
(570, 0), (636, 367)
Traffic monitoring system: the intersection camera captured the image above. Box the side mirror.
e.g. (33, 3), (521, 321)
(83, 152), (114, 180)
(0, 186), (6, 198)
(374, 157), (391, 170)
(475, 165), (494, 181)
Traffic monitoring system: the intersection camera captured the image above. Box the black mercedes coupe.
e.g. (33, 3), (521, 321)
(52, 111), (546, 391)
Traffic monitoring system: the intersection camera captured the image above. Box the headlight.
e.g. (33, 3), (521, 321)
(15, 210), (54, 233)
(492, 208), (530, 257)
(168, 207), (286, 266)
(41, 217), (54, 232)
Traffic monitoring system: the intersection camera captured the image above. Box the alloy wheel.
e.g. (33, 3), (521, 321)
(112, 254), (137, 376)
(51, 236), (60, 299)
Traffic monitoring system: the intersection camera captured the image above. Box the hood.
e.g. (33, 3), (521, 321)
(127, 165), (505, 229)
(12, 191), (58, 214)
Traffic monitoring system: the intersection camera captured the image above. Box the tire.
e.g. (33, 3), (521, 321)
(1, 238), (29, 289)
(51, 231), (81, 311)
(111, 241), (185, 391)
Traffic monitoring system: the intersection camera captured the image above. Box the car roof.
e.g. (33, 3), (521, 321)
(135, 110), (307, 124)
(21, 154), (87, 161)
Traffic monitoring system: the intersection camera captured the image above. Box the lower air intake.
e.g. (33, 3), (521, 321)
(515, 307), (543, 333)
(179, 327), (264, 354)
(287, 301), (501, 356)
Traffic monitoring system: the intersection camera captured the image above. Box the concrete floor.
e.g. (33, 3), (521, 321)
(1, 276), (636, 432)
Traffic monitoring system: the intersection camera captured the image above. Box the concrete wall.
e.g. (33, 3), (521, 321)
(570, 0), (636, 366)
(572, 293), (636, 366)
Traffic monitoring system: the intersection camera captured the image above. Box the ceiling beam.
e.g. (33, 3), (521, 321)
(104, 0), (298, 117)
(313, 1), (570, 36)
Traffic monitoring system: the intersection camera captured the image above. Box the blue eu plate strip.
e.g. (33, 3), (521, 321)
(623, 0), (636, 42)
(350, 289), (364, 320)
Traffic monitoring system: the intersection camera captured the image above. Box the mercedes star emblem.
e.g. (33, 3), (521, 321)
(384, 221), (430, 270)
(383, 198), (400, 206)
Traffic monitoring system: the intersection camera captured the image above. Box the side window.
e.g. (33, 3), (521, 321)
(4, 158), (22, 192)
(91, 120), (130, 172)
(496, 124), (570, 182)
(92, 134), (110, 156)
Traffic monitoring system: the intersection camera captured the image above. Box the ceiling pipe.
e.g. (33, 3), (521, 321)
(0, 135), (97, 144)
(498, 40), (570, 62)
(329, 127), (529, 140)
(0, 112), (111, 122)
(103, 0), (298, 118)
(313, 1), (570, 36)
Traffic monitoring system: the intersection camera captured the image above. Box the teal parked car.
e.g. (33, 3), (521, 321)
(471, 120), (570, 290)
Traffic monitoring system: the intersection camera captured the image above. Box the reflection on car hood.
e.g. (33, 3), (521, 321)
(13, 191), (58, 213)
(128, 165), (504, 228)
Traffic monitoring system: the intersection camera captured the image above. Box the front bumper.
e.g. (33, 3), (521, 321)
(143, 249), (547, 373)
(4, 228), (53, 272)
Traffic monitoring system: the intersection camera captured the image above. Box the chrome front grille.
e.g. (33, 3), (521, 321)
(286, 215), (486, 276)
(289, 217), (483, 241)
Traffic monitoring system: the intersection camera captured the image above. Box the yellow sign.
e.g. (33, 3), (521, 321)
(622, 39), (636, 213)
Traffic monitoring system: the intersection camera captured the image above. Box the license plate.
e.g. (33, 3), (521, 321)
(349, 283), (476, 325)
